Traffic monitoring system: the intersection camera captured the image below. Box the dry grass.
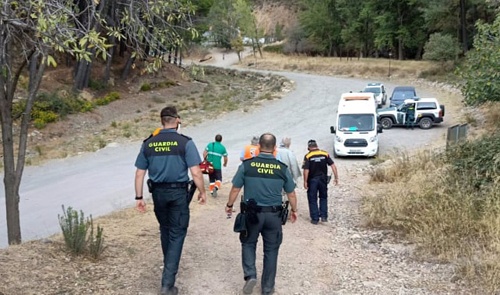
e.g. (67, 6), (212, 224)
(244, 52), (446, 80)
(362, 121), (500, 293)
(368, 150), (440, 183)
(483, 101), (500, 131)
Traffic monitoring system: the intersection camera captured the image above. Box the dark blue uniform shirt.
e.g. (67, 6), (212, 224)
(302, 149), (334, 179)
(135, 129), (201, 183)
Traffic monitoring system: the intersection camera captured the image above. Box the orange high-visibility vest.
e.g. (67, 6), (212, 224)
(241, 145), (277, 160)
(242, 144), (260, 160)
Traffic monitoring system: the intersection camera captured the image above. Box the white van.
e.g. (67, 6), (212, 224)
(330, 92), (382, 157)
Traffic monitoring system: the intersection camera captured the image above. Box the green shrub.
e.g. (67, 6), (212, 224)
(363, 131), (500, 292)
(263, 44), (284, 54)
(59, 206), (89, 255)
(32, 110), (59, 129)
(87, 218), (105, 260)
(458, 16), (500, 105)
(80, 101), (94, 112)
(445, 131), (500, 190)
(140, 83), (152, 91)
(95, 91), (120, 106)
(88, 79), (108, 91)
(58, 205), (105, 259)
(423, 33), (460, 62)
(12, 91), (93, 128)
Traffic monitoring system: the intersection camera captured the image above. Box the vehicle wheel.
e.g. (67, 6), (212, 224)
(380, 117), (393, 129)
(418, 117), (433, 129)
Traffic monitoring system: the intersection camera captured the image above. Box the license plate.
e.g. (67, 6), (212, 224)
(350, 149), (361, 152)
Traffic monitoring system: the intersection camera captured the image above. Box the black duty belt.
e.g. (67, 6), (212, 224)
(256, 205), (282, 213)
(151, 182), (188, 189)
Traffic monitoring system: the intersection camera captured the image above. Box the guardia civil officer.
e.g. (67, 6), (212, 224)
(226, 133), (298, 295)
(134, 105), (207, 295)
(302, 139), (338, 224)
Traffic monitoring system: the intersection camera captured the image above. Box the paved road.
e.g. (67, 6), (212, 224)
(0, 54), (449, 248)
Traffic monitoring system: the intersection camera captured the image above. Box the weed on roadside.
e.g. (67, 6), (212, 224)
(363, 131), (500, 292)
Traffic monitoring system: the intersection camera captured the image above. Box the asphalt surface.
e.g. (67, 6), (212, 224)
(0, 53), (448, 248)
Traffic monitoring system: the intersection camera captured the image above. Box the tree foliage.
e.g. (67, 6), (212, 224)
(0, 0), (197, 245)
(0, 0), (110, 245)
(207, 0), (254, 48)
(459, 15), (500, 105)
(423, 33), (461, 62)
(299, 0), (342, 56)
(289, 0), (496, 58)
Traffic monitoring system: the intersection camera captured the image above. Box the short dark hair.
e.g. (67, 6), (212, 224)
(308, 139), (318, 148)
(160, 105), (178, 118)
(251, 136), (259, 145)
(259, 133), (276, 151)
(160, 105), (179, 125)
(215, 134), (222, 142)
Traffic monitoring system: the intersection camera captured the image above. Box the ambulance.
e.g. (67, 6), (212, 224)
(330, 92), (382, 157)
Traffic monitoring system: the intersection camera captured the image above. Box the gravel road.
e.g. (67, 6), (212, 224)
(0, 50), (469, 294)
(0, 50), (449, 247)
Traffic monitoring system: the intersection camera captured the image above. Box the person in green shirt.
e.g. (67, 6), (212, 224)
(203, 134), (228, 197)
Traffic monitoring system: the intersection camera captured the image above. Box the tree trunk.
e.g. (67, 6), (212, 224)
(0, 41), (46, 245)
(74, 59), (91, 91)
(398, 38), (404, 60)
(174, 46), (179, 65)
(103, 0), (115, 83)
(121, 54), (136, 80)
(178, 47), (182, 67)
(119, 39), (127, 57)
(0, 29), (21, 245)
(104, 39), (115, 84)
(1, 95), (21, 244)
(460, 0), (468, 53)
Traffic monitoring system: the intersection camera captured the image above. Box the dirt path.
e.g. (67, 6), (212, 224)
(132, 53), (470, 294)
(165, 167), (466, 295)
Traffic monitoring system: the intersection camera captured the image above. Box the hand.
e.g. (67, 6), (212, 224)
(198, 192), (207, 205)
(290, 211), (298, 223)
(334, 179), (339, 186)
(225, 205), (233, 215)
(136, 200), (146, 213)
(303, 182), (308, 189)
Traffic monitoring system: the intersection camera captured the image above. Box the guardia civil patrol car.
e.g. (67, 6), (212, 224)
(363, 82), (387, 108)
(377, 97), (445, 130)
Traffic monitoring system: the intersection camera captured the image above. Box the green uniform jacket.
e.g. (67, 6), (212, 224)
(232, 153), (295, 206)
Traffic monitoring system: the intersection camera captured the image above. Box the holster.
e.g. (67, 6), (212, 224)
(234, 199), (248, 236)
(147, 179), (153, 193)
(280, 200), (290, 225)
(240, 201), (247, 213)
(246, 199), (259, 225)
(187, 180), (197, 203)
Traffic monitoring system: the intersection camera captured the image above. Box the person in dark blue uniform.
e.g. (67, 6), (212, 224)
(134, 105), (207, 295)
(225, 133), (298, 295)
(302, 139), (339, 224)
(405, 102), (416, 129)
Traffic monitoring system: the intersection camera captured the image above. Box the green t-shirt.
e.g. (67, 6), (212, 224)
(205, 142), (227, 170)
